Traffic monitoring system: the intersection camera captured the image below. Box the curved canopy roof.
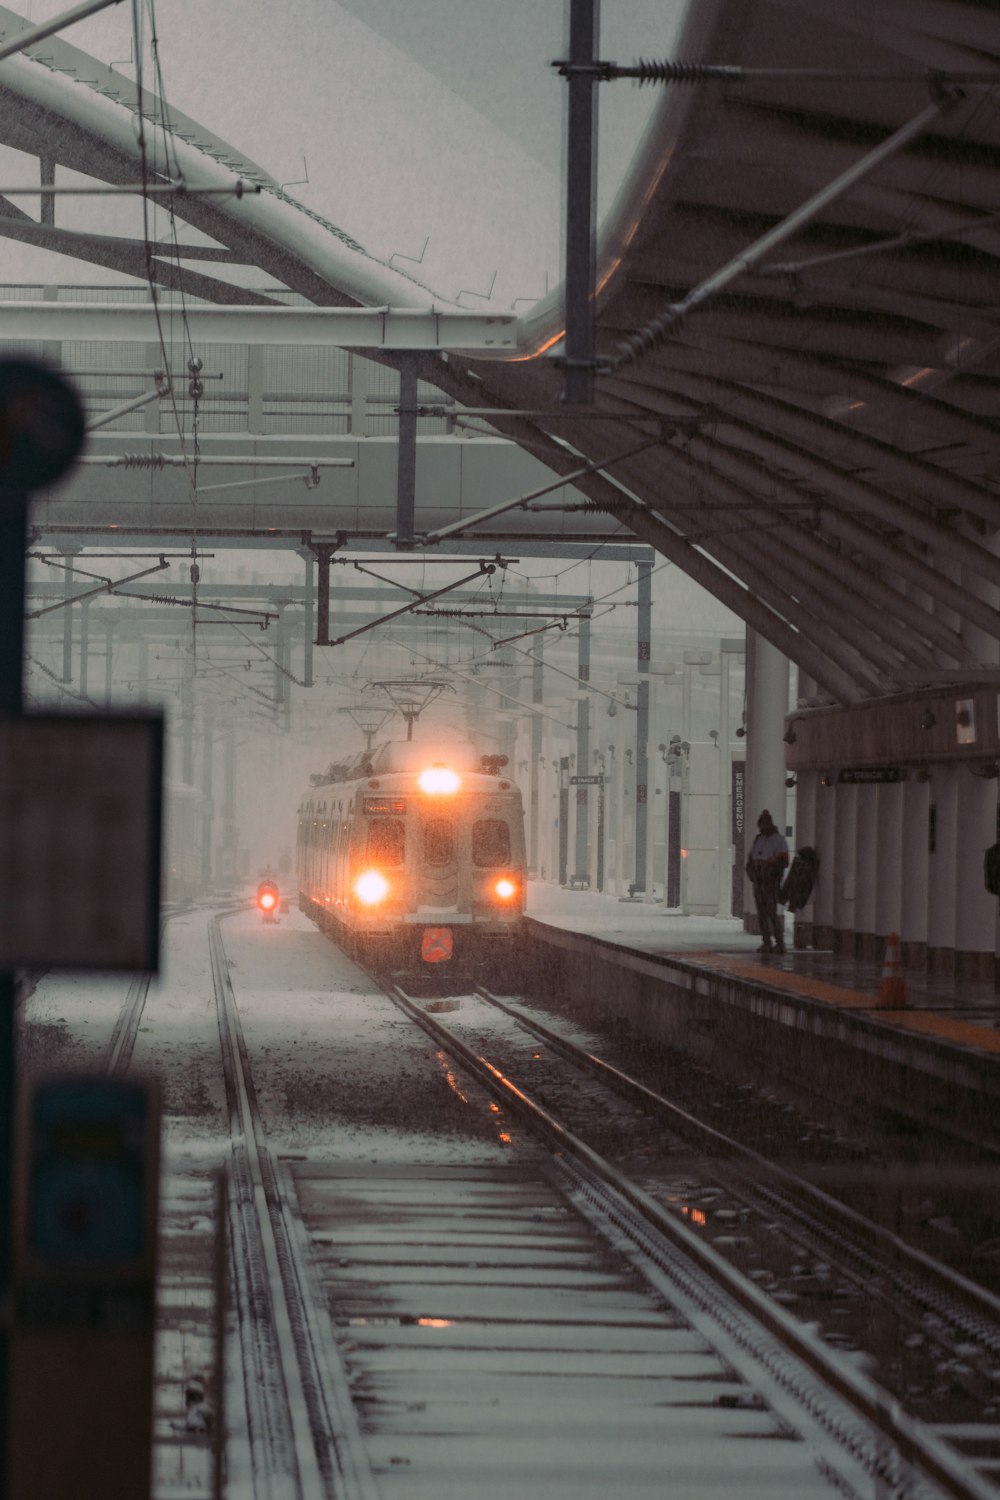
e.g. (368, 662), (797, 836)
(1, 0), (999, 705)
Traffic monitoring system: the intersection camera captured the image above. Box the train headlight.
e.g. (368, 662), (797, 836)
(494, 877), (518, 901)
(355, 870), (390, 906)
(418, 765), (460, 794)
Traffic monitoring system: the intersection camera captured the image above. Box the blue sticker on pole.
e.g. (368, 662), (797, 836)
(26, 1079), (151, 1265)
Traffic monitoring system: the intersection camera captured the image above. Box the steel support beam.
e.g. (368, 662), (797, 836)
(0, 302), (521, 352)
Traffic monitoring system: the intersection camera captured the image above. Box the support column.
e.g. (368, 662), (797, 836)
(104, 621), (114, 706)
(900, 778), (930, 970)
(632, 559), (651, 895)
(529, 634), (543, 876)
(351, 353), (370, 438)
(300, 548), (314, 688)
(874, 782), (904, 947)
(927, 769), (958, 972)
(201, 708), (214, 894)
(792, 774), (818, 948)
(573, 614), (591, 885)
(395, 357), (418, 549)
(247, 345), (265, 433)
(833, 783), (858, 953)
(60, 548), (79, 683)
(79, 599), (91, 700)
(956, 772), (997, 978)
(742, 629), (789, 930)
(716, 640), (744, 916)
(562, 0), (600, 404)
(812, 777), (837, 949)
(854, 784), (879, 957)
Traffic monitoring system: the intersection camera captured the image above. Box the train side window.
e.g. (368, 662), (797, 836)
(424, 818), (454, 867)
(367, 818), (405, 866)
(472, 818), (510, 867)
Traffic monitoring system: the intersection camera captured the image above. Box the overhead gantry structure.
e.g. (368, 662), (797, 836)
(1, 0), (1000, 709)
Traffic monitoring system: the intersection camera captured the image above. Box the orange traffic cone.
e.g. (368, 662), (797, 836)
(878, 932), (907, 1008)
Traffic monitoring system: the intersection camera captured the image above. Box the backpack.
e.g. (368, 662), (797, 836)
(780, 846), (820, 911)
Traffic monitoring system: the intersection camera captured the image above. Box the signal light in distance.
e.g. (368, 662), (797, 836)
(493, 877), (518, 901)
(257, 880), (279, 914)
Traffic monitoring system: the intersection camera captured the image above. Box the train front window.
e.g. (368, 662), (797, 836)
(472, 818), (511, 867)
(424, 818), (454, 867)
(367, 818), (405, 866)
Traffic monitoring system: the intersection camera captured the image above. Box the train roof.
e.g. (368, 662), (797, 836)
(308, 739), (507, 787)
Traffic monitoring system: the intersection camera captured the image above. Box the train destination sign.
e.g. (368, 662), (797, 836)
(0, 714), (162, 969)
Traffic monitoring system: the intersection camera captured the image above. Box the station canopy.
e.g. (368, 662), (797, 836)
(1, 0), (999, 706)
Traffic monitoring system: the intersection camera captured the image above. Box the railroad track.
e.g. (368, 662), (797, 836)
(381, 979), (1000, 1500)
(86, 912), (1000, 1497)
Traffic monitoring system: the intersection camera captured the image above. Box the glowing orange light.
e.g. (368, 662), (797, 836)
(494, 877), (517, 900)
(691, 1208), (707, 1226)
(498, 1132), (512, 1144)
(681, 848), (688, 858)
(354, 870), (389, 905)
(259, 891), (276, 910)
(416, 1317), (453, 1328)
(418, 764), (460, 794)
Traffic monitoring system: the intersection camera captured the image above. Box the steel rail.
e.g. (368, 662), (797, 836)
(474, 987), (1000, 1349)
(387, 980), (995, 1500)
(209, 915), (379, 1500)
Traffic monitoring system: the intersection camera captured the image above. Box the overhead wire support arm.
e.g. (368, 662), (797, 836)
(417, 436), (662, 546)
(551, 58), (1000, 87)
(0, 0), (124, 63)
(601, 92), (958, 374)
(324, 563), (497, 649)
(24, 557), (170, 618)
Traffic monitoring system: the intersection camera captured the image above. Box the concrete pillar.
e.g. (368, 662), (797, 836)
(854, 784), (879, 957)
(528, 636), (544, 875)
(956, 770), (996, 977)
(632, 559), (651, 895)
(812, 776), (837, 948)
(926, 768), (958, 970)
(300, 547), (314, 688)
(900, 778), (931, 968)
(573, 616), (591, 884)
(742, 629), (789, 930)
(833, 783), (858, 951)
(874, 783), (904, 943)
(792, 773), (817, 947)
(201, 708), (214, 893)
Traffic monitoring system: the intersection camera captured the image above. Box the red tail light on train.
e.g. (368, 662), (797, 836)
(257, 880), (280, 921)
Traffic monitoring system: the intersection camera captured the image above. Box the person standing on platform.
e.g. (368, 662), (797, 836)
(746, 809), (790, 955)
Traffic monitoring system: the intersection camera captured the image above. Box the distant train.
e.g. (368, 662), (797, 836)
(296, 740), (526, 978)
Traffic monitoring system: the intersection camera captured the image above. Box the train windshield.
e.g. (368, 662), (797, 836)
(424, 818), (454, 867)
(367, 818), (405, 866)
(472, 819), (511, 867)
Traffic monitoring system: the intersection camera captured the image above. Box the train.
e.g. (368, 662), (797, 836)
(296, 738), (527, 980)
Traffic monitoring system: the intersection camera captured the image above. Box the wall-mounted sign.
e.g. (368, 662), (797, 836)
(956, 698), (976, 746)
(838, 766), (905, 785)
(570, 774), (604, 785)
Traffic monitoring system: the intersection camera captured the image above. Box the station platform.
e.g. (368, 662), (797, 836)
(522, 884), (1000, 1154)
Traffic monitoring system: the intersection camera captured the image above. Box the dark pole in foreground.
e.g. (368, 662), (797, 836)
(0, 361), (85, 1500)
(562, 0), (600, 404)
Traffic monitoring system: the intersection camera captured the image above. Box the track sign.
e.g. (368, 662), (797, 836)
(0, 359), (85, 498)
(0, 714), (162, 968)
(421, 927), (453, 963)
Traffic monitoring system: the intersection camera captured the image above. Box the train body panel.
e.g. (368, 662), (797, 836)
(296, 740), (526, 978)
